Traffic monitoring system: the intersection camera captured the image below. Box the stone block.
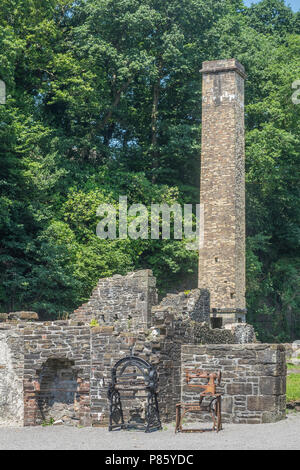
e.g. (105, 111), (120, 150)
(247, 396), (277, 412)
(221, 396), (233, 413)
(8, 311), (39, 321)
(226, 383), (253, 395)
(259, 376), (286, 396)
(262, 411), (282, 423)
(91, 326), (114, 335)
(256, 348), (278, 364)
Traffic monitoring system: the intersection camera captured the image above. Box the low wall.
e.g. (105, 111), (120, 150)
(19, 315), (249, 427)
(0, 321), (285, 427)
(89, 307), (256, 426)
(181, 344), (286, 424)
(0, 271), (263, 427)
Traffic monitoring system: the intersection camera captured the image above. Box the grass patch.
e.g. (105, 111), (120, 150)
(286, 408), (298, 415)
(286, 374), (300, 402)
(287, 362), (300, 370)
(42, 417), (55, 427)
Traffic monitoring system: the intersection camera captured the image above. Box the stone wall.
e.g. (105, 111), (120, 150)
(86, 302), (245, 426)
(0, 327), (24, 426)
(0, 313), (38, 426)
(0, 319), (281, 427)
(0, 311), (39, 323)
(157, 289), (210, 323)
(150, 303), (255, 422)
(0, 270), (258, 428)
(19, 309), (250, 427)
(181, 344), (286, 424)
(71, 270), (158, 330)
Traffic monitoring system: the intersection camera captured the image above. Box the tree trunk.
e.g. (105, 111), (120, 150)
(151, 77), (160, 183)
(99, 77), (132, 131)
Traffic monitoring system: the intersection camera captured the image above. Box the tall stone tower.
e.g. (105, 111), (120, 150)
(198, 59), (246, 326)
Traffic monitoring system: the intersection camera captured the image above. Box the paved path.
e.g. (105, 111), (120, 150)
(0, 414), (299, 450)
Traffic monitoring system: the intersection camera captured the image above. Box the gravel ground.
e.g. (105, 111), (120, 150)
(0, 413), (299, 450)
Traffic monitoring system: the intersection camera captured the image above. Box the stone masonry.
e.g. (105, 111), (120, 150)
(157, 289), (210, 323)
(0, 270), (261, 427)
(22, 322), (91, 427)
(70, 270), (157, 330)
(198, 59), (246, 326)
(0, 328), (24, 426)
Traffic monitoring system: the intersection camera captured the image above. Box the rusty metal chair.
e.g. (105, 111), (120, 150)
(175, 369), (222, 433)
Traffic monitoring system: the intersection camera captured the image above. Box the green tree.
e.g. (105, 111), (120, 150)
(0, 0), (299, 338)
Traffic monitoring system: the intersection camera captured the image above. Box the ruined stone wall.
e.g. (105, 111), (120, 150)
(181, 344), (286, 424)
(76, 284), (245, 428)
(0, 318), (275, 428)
(0, 270), (257, 428)
(0, 326), (24, 426)
(71, 270), (157, 330)
(0, 311), (39, 323)
(198, 59), (246, 323)
(88, 317), (241, 426)
(151, 303), (255, 422)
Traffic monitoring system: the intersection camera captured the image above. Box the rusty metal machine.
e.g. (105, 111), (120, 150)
(175, 369), (222, 433)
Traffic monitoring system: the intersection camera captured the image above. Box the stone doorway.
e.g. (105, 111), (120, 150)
(37, 358), (80, 425)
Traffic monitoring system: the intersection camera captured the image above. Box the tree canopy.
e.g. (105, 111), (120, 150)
(0, 0), (299, 341)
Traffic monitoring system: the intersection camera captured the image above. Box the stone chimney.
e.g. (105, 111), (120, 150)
(198, 59), (246, 326)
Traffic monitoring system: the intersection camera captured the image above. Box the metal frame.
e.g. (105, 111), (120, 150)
(108, 350), (162, 433)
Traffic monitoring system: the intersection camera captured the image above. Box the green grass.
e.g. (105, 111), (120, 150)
(41, 417), (55, 427)
(286, 408), (298, 415)
(286, 374), (300, 402)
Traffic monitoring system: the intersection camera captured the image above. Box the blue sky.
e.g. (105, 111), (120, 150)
(243, 0), (299, 11)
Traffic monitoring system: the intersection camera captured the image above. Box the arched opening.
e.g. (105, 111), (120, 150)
(37, 358), (79, 425)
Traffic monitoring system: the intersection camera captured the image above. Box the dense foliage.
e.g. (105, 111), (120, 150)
(0, 0), (299, 341)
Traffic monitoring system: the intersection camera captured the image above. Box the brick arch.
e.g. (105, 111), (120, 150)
(36, 358), (79, 425)
(24, 355), (90, 427)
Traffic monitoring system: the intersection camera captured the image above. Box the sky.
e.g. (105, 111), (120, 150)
(243, 0), (299, 11)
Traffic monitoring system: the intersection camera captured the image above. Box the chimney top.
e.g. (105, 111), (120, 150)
(200, 59), (246, 79)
